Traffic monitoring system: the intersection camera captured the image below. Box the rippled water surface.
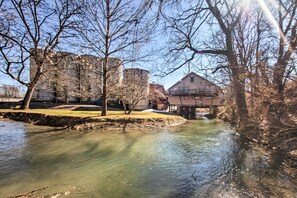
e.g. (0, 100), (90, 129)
(0, 119), (296, 197)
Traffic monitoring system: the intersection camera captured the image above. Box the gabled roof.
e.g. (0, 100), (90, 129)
(167, 72), (220, 90)
(150, 83), (166, 94)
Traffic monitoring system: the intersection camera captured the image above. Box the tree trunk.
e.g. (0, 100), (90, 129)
(122, 101), (127, 114)
(101, 75), (107, 116)
(268, 62), (287, 126)
(20, 86), (35, 110)
(101, 57), (108, 116)
(101, 94), (107, 116)
(101, 0), (110, 117)
(127, 105), (134, 114)
(224, 24), (250, 130)
(228, 53), (250, 131)
(128, 101), (139, 114)
(266, 89), (285, 127)
(233, 77), (250, 130)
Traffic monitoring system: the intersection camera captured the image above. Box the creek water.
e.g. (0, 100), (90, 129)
(0, 119), (296, 198)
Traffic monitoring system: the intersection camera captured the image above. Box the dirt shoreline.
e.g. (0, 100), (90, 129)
(0, 111), (187, 130)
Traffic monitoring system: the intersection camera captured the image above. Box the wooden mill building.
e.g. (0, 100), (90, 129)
(167, 72), (224, 119)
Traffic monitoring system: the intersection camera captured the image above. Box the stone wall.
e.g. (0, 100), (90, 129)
(30, 51), (124, 103)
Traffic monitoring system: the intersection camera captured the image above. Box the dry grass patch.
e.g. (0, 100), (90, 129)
(0, 109), (179, 119)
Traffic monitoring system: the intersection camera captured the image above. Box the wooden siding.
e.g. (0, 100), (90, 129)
(167, 72), (224, 107)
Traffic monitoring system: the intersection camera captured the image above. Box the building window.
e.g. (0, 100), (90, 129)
(190, 76), (194, 83)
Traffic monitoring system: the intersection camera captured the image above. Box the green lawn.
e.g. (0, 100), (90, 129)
(0, 109), (179, 119)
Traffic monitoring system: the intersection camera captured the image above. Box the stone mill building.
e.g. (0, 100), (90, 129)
(30, 50), (150, 110)
(30, 51), (123, 103)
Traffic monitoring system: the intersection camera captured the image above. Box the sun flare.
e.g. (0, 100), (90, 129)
(255, 0), (288, 44)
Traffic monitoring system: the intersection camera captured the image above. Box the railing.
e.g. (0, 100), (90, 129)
(168, 89), (219, 96)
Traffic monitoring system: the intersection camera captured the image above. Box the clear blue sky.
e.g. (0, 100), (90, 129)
(0, 75), (21, 86)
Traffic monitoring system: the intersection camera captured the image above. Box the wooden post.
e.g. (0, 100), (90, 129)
(209, 106), (213, 114)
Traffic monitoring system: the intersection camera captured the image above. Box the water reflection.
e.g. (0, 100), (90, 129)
(0, 119), (296, 197)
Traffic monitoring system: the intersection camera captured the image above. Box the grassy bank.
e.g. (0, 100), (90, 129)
(0, 109), (186, 130)
(0, 109), (182, 119)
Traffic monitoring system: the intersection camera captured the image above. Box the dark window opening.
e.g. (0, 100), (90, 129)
(190, 77), (194, 83)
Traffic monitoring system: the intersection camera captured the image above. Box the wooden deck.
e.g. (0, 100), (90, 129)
(168, 96), (223, 107)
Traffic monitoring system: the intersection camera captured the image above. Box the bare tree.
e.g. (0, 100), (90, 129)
(233, 0), (297, 128)
(0, 84), (20, 98)
(161, 0), (250, 131)
(160, 0), (297, 131)
(148, 84), (167, 110)
(78, 0), (155, 116)
(265, 0), (297, 125)
(231, 3), (271, 126)
(0, 0), (80, 109)
(117, 69), (150, 114)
